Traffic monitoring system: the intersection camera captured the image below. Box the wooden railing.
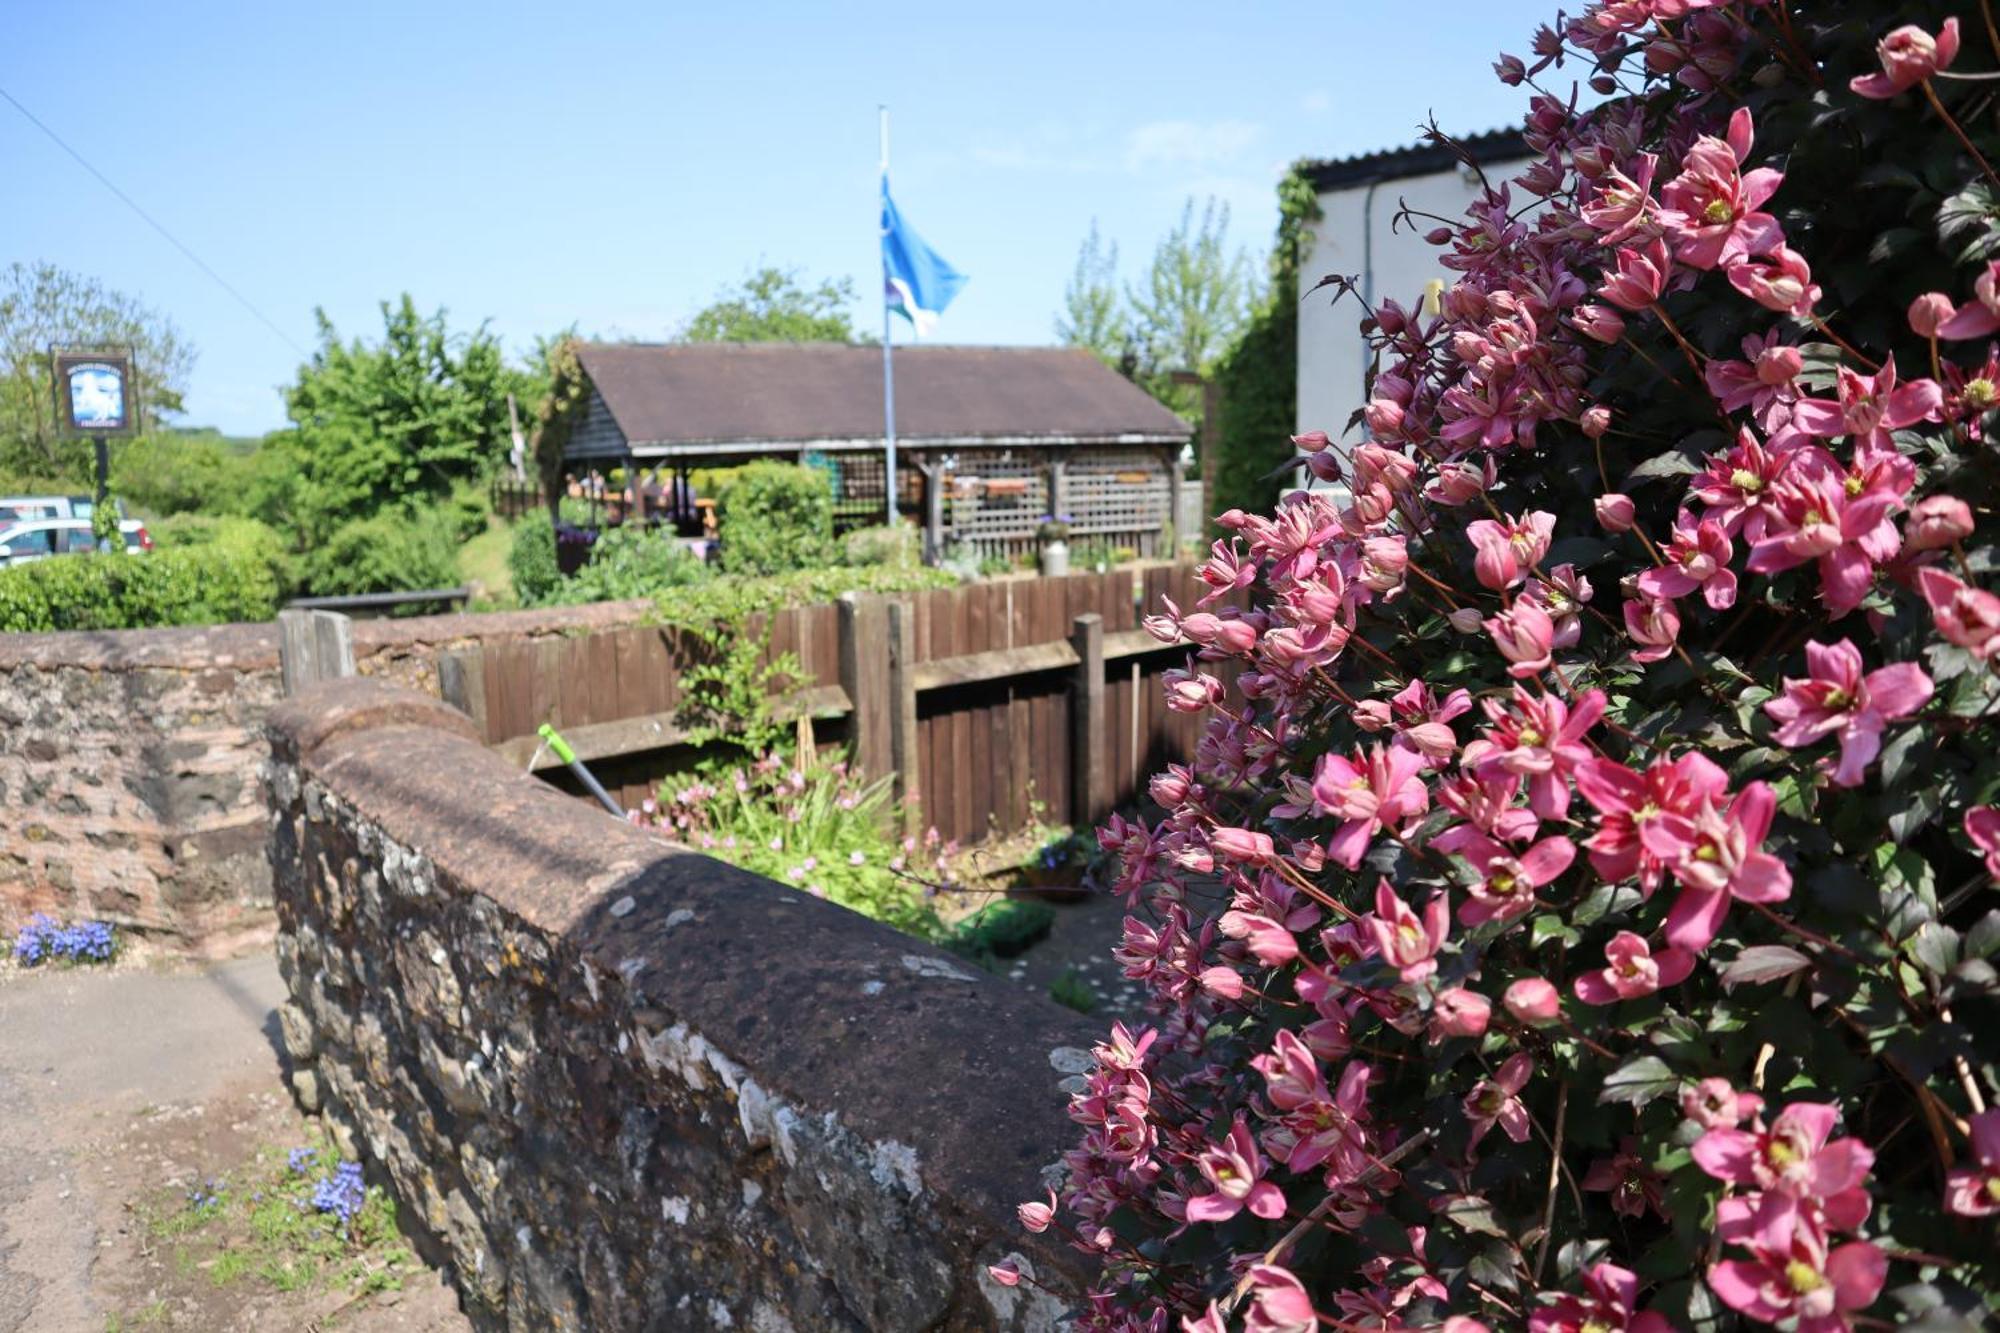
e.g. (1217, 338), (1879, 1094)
(435, 566), (1237, 844)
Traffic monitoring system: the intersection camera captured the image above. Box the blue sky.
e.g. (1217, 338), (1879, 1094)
(4, 2), (1557, 435)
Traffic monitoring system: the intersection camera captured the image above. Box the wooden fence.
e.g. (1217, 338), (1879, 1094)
(436, 566), (1236, 844)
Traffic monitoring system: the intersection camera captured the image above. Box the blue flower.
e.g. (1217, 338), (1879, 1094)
(309, 1161), (366, 1228)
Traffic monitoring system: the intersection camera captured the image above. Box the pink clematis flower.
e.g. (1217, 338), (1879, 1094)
(1463, 1052), (1534, 1148)
(1375, 677), (1475, 763)
(1581, 153), (1662, 245)
(1694, 1101), (1875, 1230)
(1665, 781), (1793, 951)
(1747, 450), (1904, 618)
(1527, 1262), (1674, 1333)
(1966, 806), (2000, 879)
(1016, 1190), (1056, 1232)
(1850, 18), (1961, 98)
(1940, 259), (2000, 340)
(1184, 1117), (1287, 1223)
(1916, 567), (2000, 657)
(1726, 244), (1820, 318)
(1599, 238), (1672, 311)
(1242, 1265), (1318, 1333)
(1639, 510), (1737, 609)
(1704, 331), (1805, 431)
(1454, 833), (1576, 927)
(1466, 685), (1606, 819)
(1466, 510), (1556, 590)
(1690, 426), (1800, 543)
(1311, 744), (1431, 868)
(1574, 931), (1697, 1004)
(1596, 492), (1637, 532)
(1905, 494), (1975, 550)
(1684, 1078), (1763, 1132)
(1709, 1223), (1887, 1333)
(1658, 107), (1784, 270)
(1486, 599), (1557, 678)
(1575, 751), (1730, 892)
(1431, 986), (1492, 1039)
(1790, 360), (1944, 452)
(1366, 880), (1450, 984)
(1505, 976), (1562, 1026)
(1764, 639), (1933, 787)
(1623, 595), (1681, 662)
(1521, 564), (1594, 650)
(1945, 1108), (2000, 1216)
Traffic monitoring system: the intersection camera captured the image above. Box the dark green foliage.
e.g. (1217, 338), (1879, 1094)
(299, 508), (460, 603)
(1210, 167), (1320, 528)
(505, 511), (562, 606)
(715, 462), (835, 576)
(680, 267), (872, 344)
(279, 296), (539, 545)
(0, 542), (284, 631)
(548, 525), (711, 605)
(945, 899), (1055, 963)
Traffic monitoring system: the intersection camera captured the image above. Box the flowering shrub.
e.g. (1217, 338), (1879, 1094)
(1023, 4), (2000, 1329)
(634, 752), (955, 939)
(11, 914), (114, 966)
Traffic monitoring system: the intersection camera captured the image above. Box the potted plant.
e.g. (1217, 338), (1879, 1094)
(1036, 513), (1072, 577)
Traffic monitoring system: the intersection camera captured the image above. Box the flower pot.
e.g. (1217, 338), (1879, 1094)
(1039, 539), (1069, 578)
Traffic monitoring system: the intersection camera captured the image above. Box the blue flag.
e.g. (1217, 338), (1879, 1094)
(881, 179), (967, 336)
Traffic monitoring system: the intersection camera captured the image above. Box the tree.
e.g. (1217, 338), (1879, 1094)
(0, 262), (194, 481)
(278, 295), (534, 544)
(1125, 197), (1257, 413)
(1055, 221), (1132, 370)
(680, 267), (872, 344)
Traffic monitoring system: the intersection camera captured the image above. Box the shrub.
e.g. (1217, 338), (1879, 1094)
(650, 562), (955, 631)
(716, 461), (834, 575)
(505, 511), (563, 606)
(299, 506), (459, 602)
(0, 541), (283, 630)
(151, 514), (296, 592)
(1027, 5), (2000, 1330)
(636, 753), (951, 939)
(551, 524), (711, 605)
(841, 522), (920, 568)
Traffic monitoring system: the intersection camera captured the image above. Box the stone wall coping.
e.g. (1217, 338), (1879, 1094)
(0, 599), (655, 672)
(270, 675), (1098, 1290)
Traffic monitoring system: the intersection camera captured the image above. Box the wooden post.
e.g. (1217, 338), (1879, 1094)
(1048, 455), (1068, 524)
(279, 609), (355, 697)
(1165, 444), (1189, 556)
(1070, 612), (1106, 828)
(437, 648), (490, 740)
(918, 457), (946, 565)
(838, 593), (892, 778)
(887, 600), (922, 837)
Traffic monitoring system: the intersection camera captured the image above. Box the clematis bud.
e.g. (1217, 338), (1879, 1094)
(1164, 669), (1224, 712)
(1424, 225), (1454, 246)
(1291, 430), (1330, 454)
(1306, 450), (1344, 483)
(1149, 768), (1190, 806)
(1494, 53), (1527, 85)
(1198, 965), (1246, 1000)
(1598, 240), (1670, 312)
(1589, 74), (1618, 95)
(1576, 300), (1624, 342)
(1448, 606), (1485, 634)
(1485, 601), (1556, 678)
(1210, 827), (1275, 865)
(1596, 493), (1637, 533)
(1623, 596), (1682, 663)
(1580, 405), (1612, 439)
(1426, 462), (1486, 506)
(1851, 18), (1961, 99)
(1016, 1191), (1056, 1233)
(1910, 292), (1956, 338)
(986, 1261), (1022, 1288)
(1504, 977), (1561, 1025)
(1433, 987), (1492, 1038)
(1364, 397), (1406, 436)
(1907, 494), (1975, 550)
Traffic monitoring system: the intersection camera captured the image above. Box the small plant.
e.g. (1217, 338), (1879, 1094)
(1047, 968), (1097, 1014)
(673, 624), (808, 760)
(945, 898), (1054, 962)
(1036, 512), (1073, 543)
(11, 914), (114, 966)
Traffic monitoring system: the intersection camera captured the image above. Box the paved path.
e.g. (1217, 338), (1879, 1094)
(0, 954), (466, 1331)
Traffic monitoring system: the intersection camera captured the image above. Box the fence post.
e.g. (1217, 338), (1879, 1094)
(279, 609), (356, 697)
(1070, 612), (1106, 828)
(838, 593), (892, 779)
(437, 647), (490, 740)
(887, 600), (922, 837)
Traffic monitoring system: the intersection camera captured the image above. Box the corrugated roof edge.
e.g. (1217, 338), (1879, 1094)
(1300, 128), (1533, 193)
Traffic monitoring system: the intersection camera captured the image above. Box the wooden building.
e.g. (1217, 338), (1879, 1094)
(548, 342), (1194, 562)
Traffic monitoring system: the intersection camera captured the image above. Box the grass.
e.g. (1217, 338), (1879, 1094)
(457, 514), (518, 606)
(131, 1131), (416, 1312)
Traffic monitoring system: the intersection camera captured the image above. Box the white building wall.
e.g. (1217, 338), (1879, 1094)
(1294, 159), (1534, 443)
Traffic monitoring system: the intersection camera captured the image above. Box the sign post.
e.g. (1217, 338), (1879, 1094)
(50, 347), (137, 535)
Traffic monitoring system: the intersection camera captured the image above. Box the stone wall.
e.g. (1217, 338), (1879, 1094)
(266, 678), (1095, 1331)
(0, 601), (652, 951)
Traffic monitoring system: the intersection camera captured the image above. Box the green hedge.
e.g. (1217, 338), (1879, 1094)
(300, 507), (460, 602)
(0, 543), (284, 631)
(716, 462), (835, 576)
(506, 511), (563, 606)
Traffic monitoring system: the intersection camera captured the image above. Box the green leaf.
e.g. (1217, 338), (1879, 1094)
(1437, 1193), (1508, 1238)
(1907, 922), (1962, 978)
(1600, 1054), (1678, 1107)
(1720, 944), (1812, 989)
(1531, 913), (1580, 948)
(1625, 450), (1702, 485)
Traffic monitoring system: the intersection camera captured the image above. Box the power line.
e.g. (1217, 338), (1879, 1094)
(0, 82), (310, 358)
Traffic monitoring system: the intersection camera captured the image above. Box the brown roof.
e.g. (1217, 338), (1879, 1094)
(572, 342), (1191, 455)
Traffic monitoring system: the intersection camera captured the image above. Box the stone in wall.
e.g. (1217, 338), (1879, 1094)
(267, 677), (1094, 1331)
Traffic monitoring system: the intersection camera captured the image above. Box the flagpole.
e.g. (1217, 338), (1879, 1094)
(879, 105), (897, 531)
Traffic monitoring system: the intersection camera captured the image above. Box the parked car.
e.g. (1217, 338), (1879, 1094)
(0, 517), (151, 565)
(0, 495), (130, 525)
